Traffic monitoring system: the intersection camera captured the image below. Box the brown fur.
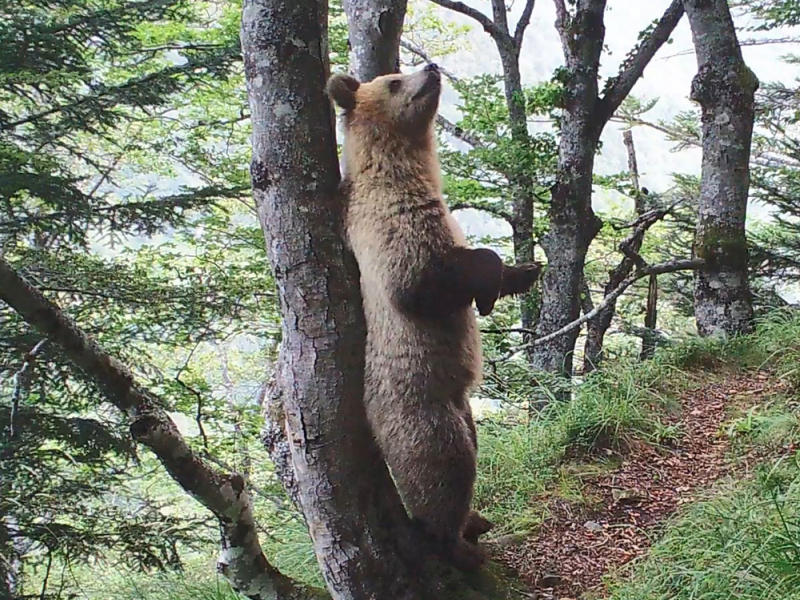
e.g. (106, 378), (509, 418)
(327, 66), (538, 571)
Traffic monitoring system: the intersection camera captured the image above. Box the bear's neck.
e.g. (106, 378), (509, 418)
(343, 125), (441, 195)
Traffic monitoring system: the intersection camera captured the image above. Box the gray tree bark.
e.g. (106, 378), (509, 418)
(240, 2), (429, 599)
(0, 521), (16, 600)
(531, 0), (684, 380)
(343, 0), (407, 80)
(685, 0), (757, 337)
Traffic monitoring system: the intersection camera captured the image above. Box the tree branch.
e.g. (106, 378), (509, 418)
(429, 0), (510, 44)
(514, 0), (537, 46)
(552, 0), (571, 52)
(496, 257), (704, 360)
(449, 201), (513, 223)
(435, 114), (486, 149)
(9, 339), (47, 439)
(597, 0), (684, 123)
(0, 258), (327, 600)
(399, 39), (460, 82)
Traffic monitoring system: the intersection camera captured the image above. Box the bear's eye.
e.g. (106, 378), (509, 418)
(388, 80), (402, 94)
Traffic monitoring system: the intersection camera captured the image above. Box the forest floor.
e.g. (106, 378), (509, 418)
(497, 371), (789, 599)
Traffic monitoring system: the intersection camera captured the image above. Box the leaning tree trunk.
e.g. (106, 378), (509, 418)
(240, 1), (425, 598)
(685, 0), (757, 337)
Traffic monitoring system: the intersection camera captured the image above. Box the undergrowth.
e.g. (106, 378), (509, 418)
(474, 308), (800, 532)
(82, 309), (800, 597)
(606, 439), (800, 600)
(601, 308), (800, 600)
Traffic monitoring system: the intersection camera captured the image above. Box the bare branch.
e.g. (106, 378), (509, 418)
(435, 114), (486, 149)
(597, 0), (684, 123)
(449, 200), (513, 223)
(0, 258), (326, 600)
(496, 257), (704, 360)
(660, 36), (800, 61)
(429, 0), (510, 44)
(9, 339), (47, 439)
(490, 0), (510, 34)
(612, 197), (686, 231)
(623, 129), (641, 198)
(514, 0), (537, 46)
(399, 39), (460, 82)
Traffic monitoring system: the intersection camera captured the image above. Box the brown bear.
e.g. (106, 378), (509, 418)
(327, 63), (540, 571)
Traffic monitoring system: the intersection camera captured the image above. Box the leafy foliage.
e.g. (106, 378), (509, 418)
(0, 0), (282, 595)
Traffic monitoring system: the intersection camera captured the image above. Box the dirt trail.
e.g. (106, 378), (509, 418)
(498, 373), (778, 599)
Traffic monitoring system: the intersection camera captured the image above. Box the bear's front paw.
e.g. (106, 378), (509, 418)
(499, 262), (542, 298)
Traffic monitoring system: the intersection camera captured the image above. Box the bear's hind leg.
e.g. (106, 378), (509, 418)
(381, 408), (484, 571)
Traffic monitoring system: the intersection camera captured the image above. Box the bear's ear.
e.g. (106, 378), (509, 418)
(326, 73), (360, 110)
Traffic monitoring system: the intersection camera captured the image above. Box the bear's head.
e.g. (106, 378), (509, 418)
(326, 64), (442, 137)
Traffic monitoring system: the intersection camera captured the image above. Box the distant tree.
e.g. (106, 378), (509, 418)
(525, 0), (684, 379)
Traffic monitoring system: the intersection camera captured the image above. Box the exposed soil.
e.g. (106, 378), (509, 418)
(497, 372), (784, 599)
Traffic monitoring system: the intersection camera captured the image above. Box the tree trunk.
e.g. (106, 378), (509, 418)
(240, 2), (429, 598)
(531, 0), (605, 379)
(342, 0), (407, 80)
(640, 273), (658, 360)
(685, 0), (757, 338)
(492, 0), (539, 363)
(0, 521), (17, 599)
(532, 0), (683, 381)
(583, 130), (647, 373)
(0, 258), (328, 600)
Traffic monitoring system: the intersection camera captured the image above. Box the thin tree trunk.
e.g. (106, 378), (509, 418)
(583, 130), (647, 373)
(640, 273), (658, 360)
(532, 0), (683, 382)
(685, 0), (757, 338)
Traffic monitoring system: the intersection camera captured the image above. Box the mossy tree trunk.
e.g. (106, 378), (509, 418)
(685, 0), (757, 338)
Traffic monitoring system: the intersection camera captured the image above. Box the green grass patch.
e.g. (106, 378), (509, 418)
(475, 308), (800, 537)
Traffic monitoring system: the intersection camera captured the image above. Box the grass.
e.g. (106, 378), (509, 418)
(605, 455), (800, 600)
(600, 308), (800, 600)
(76, 568), (241, 600)
(475, 308), (800, 535)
